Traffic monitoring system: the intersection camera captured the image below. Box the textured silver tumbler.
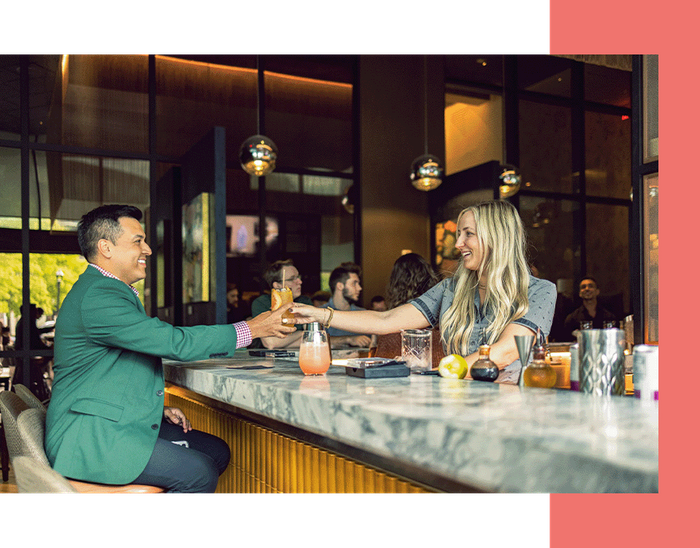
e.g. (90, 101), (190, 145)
(578, 329), (625, 396)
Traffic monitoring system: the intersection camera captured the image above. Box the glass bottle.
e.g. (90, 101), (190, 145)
(470, 345), (499, 382)
(299, 322), (331, 375)
(523, 342), (557, 388)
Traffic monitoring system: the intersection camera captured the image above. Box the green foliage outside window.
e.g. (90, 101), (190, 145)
(0, 253), (87, 317)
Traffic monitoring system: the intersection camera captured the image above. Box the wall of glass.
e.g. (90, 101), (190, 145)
(443, 55), (633, 341)
(0, 54), (357, 378)
(0, 53), (646, 381)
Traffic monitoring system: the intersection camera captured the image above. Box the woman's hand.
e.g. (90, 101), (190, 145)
(246, 303), (298, 340)
(289, 302), (327, 325)
(164, 406), (192, 433)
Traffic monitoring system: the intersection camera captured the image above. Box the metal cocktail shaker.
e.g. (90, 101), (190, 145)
(578, 328), (626, 396)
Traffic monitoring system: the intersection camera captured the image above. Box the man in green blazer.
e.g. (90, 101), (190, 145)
(45, 204), (296, 492)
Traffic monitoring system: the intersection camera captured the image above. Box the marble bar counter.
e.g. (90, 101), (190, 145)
(163, 351), (658, 493)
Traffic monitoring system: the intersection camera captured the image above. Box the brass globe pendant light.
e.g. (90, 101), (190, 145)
(410, 56), (443, 191)
(240, 134), (278, 176)
(410, 154), (444, 191)
(498, 63), (523, 199)
(240, 57), (278, 177)
(498, 164), (522, 198)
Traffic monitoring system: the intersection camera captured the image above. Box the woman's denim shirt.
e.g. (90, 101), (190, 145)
(409, 275), (557, 383)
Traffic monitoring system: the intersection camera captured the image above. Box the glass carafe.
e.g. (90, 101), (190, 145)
(299, 322), (331, 375)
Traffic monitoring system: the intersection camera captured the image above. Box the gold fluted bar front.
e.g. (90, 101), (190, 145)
(165, 386), (430, 494)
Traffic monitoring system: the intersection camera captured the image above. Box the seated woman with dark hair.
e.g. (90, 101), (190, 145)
(373, 253), (446, 368)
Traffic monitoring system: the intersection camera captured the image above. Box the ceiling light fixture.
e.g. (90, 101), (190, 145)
(410, 56), (443, 192)
(498, 164), (522, 198)
(240, 134), (277, 177)
(411, 155), (444, 191)
(498, 61), (523, 199)
(240, 57), (278, 177)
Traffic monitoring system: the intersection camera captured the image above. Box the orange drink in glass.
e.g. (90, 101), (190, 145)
(271, 287), (294, 323)
(299, 324), (331, 375)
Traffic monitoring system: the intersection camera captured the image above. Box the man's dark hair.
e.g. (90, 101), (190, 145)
(263, 259), (295, 288)
(579, 276), (598, 288)
(77, 204), (142, 261)
(370, 295), (385, 305)
(329, 262), (361, 293)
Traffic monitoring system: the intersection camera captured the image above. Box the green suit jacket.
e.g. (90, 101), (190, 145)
(45, 266), (240, 484)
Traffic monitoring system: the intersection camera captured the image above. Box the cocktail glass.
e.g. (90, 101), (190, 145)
(299, 326), (331, 375)
(271, 287), (295, 323)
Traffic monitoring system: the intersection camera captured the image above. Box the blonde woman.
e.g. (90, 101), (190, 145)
(291, 200), (556, 383)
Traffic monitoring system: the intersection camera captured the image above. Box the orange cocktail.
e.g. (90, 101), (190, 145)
(299, 341), (331, 375)
(271, 287), (294, 323)
(299, 325), (331, 375)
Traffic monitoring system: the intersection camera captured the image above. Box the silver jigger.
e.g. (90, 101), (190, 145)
(514, 334), (536, 387)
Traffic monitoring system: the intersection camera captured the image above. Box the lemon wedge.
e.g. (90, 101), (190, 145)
(438, 354), (469, 379)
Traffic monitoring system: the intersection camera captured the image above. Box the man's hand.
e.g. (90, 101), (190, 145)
(164, 406), (192, 433)
(246, 303), (298, 340)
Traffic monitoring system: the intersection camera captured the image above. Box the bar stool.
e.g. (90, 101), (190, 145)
(0, 391), (163, 493)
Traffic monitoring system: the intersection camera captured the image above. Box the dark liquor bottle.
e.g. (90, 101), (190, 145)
(470, 345), (499, 382)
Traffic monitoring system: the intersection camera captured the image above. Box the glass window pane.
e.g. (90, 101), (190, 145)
(519, 100), (573, 193)
(0, 146), (21, 346)
(266, 172), (300, 193)
(584, 63), (631, 108)
(0, 146), (21, 226)
(40, 151), (149, 227)
(302, 174), (350, 196)
(0, 55), (20, 141)
(521, 197), (578, 289)
(585, 202), (630, 321)
(30, 148), (52, 230)
(643, 173), (658, 343)
(585, 111), (631, 200)
(520, 197), (580, 342)
(643, 55), (659, 162)
(27, 253), (88, 318)
(50, 55), (148, 153)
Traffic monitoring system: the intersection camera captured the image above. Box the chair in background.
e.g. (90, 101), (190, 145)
(0, 390), (163, 494)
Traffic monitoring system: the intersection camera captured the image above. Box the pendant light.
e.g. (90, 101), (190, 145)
(410, 154), (443, 191)
(498, 164), (522, 198)
(240, 57), (278, 176)
(240, 135), (278, 176)
(498, 60), (522, 199)
(410, 56), (443, 191)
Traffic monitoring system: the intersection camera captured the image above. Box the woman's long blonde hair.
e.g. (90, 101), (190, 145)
(440, 200), (531, 355)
